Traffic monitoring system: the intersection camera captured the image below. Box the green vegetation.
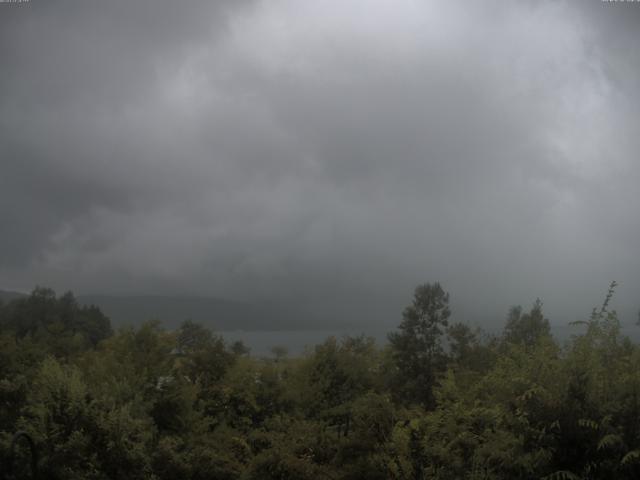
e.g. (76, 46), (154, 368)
(1, 282), (640, 479)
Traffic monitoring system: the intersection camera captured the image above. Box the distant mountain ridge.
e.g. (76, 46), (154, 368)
(0, 289), (328, 331)
(0, 289), (27, 302)
(77, 294), (319, 331)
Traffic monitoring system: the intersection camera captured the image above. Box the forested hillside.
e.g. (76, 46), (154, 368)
(1, 283), (639, 479)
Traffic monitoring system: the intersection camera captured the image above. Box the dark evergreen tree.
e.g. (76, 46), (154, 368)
(388, 282), (450, 408)
(503, 298), (550, 347)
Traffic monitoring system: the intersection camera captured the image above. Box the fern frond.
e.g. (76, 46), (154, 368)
(543, 470), (581, 480)
(621, 450), (640, 465)
(597, 433), (623, 451)
(577, 419), (599, 430)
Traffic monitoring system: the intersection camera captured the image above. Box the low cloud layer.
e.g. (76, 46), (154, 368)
(1, 1), (639, 327)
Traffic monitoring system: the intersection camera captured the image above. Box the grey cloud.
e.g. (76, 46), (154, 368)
(1, 0), (639, 327)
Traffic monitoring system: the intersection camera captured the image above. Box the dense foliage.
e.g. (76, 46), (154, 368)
(1, 283), (640, 479)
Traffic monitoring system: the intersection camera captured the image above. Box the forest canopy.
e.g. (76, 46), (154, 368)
(1, 282), (639, 480)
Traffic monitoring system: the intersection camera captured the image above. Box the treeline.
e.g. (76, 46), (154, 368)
(1, 283), (640, 479)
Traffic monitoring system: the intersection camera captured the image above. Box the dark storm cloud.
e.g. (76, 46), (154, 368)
(1, 1), (639, 327)
(0, 0), (249, 264)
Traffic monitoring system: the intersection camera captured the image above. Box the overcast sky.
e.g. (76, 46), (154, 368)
(1, 0), (639, 328)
